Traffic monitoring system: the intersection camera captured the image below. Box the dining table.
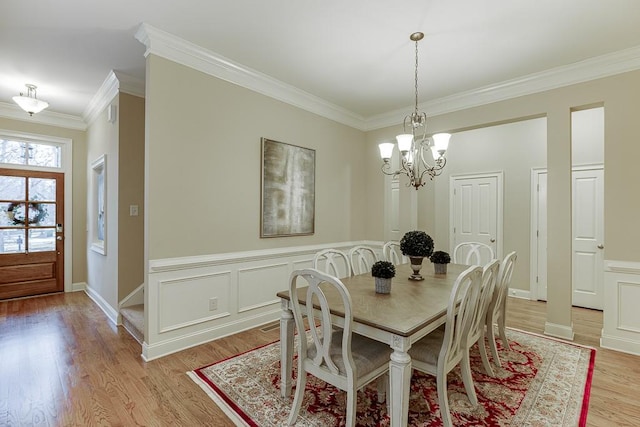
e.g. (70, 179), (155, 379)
(277, 260), (471, 427)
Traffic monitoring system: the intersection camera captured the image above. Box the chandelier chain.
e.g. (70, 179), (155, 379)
(414, 38), (419, 116)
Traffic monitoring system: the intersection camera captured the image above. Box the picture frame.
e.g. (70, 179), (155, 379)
(260, 138), (315, 238)
(90, 154), (106, 255)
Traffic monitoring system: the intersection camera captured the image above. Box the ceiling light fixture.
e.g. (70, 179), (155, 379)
(379, 32), (451, 189)
(12, 84), (49, 116)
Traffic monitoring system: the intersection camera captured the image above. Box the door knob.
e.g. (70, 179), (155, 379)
(56, 236), (63, 241)
(490, 238), (496, 243)
(597, 244), (604, 249)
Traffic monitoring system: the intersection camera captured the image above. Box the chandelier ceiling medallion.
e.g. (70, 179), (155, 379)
(12, 84), (49, 116)
(379, 32), (451, 189)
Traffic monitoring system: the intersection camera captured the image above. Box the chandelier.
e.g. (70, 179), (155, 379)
(13, 84), (49, 116)
(378, 32), (451, 189)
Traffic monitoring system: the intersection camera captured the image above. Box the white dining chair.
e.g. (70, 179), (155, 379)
(382, 241), (407, 265)
(486, 251), (517, 367)
(348, 245), (378, 275)
(453, 242), (495, 266)
(463, 259), (500, 378)
(313, 249), (352, 278)
(287, 268), (392, 426)
(408, 265), (483, 427)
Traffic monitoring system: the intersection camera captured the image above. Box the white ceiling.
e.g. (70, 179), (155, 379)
(3, 0), (640, 124)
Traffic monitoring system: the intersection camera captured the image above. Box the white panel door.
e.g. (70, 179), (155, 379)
(572, 168), (604, 309)
(451, 174), (501, 258)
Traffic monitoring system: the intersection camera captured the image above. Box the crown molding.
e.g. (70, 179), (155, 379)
(135, 23), (640, 133)
(134, 23), (367, 130)
(0, 102), (86, 130)
(83, 70), (145, 126)
(366, 44), (640, 131)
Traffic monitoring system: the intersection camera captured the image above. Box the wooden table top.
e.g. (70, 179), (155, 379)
(277, 261), (470, 337)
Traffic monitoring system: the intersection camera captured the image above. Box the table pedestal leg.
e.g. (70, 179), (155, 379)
(280, 300), (294, 397)
(389, 338), (411, 427)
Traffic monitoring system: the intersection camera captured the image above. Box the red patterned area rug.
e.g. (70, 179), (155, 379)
(188, 328), (595, 426)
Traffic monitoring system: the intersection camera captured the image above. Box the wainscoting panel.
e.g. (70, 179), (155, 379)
(601, 260), (640, 355)
(143, 241), (382, 360)
(238, 263), (289, 313)
(158, 271), (232, 333)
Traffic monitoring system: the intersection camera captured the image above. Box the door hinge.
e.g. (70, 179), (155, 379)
(537, 230), (539, 237)
(536, 275), (538, 283)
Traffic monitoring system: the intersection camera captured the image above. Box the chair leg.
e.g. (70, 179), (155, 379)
(345, 387), (357, 427)
(498, 314), (510, 351)
(287, 369), (307, 425)
(461, 351), (478, 406)
(477, 331), (495, 377)
(486, 315), (502, 367)
(437, 372), (453, 427)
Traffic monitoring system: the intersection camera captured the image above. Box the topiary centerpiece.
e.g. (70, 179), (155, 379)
(400, 230), (434, 280)
(371, 260), (395, 294)
(429, 250), (451, 274)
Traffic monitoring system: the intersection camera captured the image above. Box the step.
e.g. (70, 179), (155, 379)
(120, 304), (144, 344)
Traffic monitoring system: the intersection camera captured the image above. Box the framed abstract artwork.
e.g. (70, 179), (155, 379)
(261, 138), (315, 238)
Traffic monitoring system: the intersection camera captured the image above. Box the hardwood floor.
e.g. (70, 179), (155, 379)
(1, 292), (639, 426)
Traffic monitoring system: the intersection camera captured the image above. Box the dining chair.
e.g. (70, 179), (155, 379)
(463, 259), (500, 378)
(486, 251), (517, 367)
(313, 249), (352, 278)
(453, 242), (495, 266)
(287, 268), (392, 426)
(348, 245), (378, 275)
(408, 265), (483, 427)
(382, 241), (407, 265)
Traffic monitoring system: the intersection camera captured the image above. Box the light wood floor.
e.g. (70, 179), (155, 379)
(1, 292), (639, 426)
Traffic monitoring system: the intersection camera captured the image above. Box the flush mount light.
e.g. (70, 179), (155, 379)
(12, 84), (49, 116)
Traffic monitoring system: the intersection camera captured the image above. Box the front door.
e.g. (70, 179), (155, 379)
(0, 168), (64, 300)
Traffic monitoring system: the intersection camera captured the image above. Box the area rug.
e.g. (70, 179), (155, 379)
(188, 328), (595, 426)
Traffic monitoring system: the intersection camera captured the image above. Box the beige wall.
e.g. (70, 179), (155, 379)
(118, 93), (145, 300)
(0, 117), (87, 285)
(145, 55), (367, 260)
(86, 98), (119, 309)
(365, 70), (640, 331)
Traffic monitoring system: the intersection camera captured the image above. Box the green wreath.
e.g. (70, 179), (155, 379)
(6, 202), (48, 226)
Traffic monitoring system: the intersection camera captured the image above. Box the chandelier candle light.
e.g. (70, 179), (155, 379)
(379, 32), (451, 189)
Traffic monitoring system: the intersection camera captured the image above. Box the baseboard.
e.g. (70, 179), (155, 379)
(141, 308), (281, 361)
(72, 281), (87, 292)
(84, 286), (119, 326)
(507, 288), (531, 300)
(600, 333), (640, 356)
(544, 321), (575, 341)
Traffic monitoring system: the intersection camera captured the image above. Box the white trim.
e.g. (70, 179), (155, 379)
(134, 23), (640, 132)
(119, 282), (144, 307)
(507, 289), (531, 300)
(85, 286), (118, 325)
(0, 129), (74, 294)
(544, 321), (575, 341)
(83, 70), (145, 126)
(142, 308), (280, 361)
(148, 240), (383, 273)
(600, 334), (640, 356)
(605, 260), (640, 275)
(134, 23), (365, 130)
(72, 281), (87, 292)
(530, 168), (546, 301)
(0, 102), (86, 130)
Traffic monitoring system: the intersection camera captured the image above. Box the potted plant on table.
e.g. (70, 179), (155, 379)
(400, 230), (434, 281)
(371, 261), (395, 294)
(429, 250), (451, 274)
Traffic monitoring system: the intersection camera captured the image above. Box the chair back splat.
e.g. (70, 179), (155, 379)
(313, 249), (352, 278)
(453, 242), (495, 266)
(287, 268), (392, 426)
(348, 245), (378, 275)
